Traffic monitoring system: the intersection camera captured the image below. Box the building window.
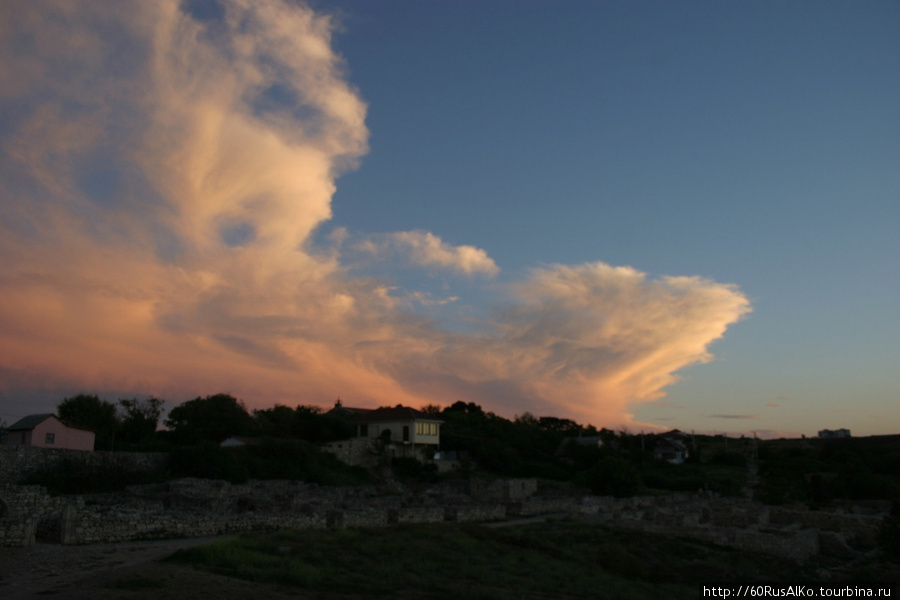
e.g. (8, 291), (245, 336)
(359, 424), (368, 437)
(402, 425), (410, 442)
(416, 422), (438, 436)
(45, 432), (55, 444)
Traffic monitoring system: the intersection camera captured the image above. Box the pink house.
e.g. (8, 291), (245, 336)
(3, 414), (95, 451)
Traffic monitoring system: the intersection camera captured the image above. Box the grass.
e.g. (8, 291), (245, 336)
(640, 461), (748, 496)
(106, 577), (166, 591)
(166, 521), (822, 600)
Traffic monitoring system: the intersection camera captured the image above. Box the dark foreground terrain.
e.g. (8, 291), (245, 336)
(2, 520), (897, 600)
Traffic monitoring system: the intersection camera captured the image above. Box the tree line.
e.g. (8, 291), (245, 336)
(53, 392), (355, 450)
(45, 393), (900, 506)
(48, 393), (679, 496)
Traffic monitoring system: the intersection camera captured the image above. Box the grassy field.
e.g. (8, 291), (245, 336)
(164, 520), (834, 600)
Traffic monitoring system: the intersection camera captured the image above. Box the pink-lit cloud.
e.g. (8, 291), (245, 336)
(0, 0), (751, 429)
(378, 263), (752, 424)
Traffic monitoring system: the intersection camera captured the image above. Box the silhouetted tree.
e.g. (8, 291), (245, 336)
(537, 416), (584, 436)
(118, 397), (164, 445)
(57, 394), (118, 450)
(165, 393), (255, 443)
(253, 404), (297, 438)
(446, 401), (484, 415)
(252, 404), (352, 443)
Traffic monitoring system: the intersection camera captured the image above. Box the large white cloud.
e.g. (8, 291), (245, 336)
(0, 0), (750, 428)
(372, 262), (751, 423)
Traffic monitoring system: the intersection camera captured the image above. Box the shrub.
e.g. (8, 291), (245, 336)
(391, 457), (438, 483)
(168, 439), (371, 486)
(877, 502), (900, 558)
(170, 442), (250, 483)
(22, 457), (168, 494)
(582, 457), (642, 497)
(709, 450), (748, 468)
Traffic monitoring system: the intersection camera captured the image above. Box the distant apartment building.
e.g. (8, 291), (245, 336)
(817, 428), (851, 439)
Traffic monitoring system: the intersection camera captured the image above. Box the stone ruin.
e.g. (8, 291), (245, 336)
(0, 477), (889, 566)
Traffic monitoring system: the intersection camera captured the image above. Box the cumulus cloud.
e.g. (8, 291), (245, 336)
(380, 263), (751, 424)
(0, 0), (751, 429)
(0, 0), (379, 404)
(356, 230), (500, 277)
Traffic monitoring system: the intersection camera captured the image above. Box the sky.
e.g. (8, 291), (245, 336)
(1, 0), (897, 438)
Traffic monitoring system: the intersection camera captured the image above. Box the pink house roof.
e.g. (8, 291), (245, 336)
(6, 413), (94, 433)
(7, 414), (95, 433)
(7, 414), (57, 431)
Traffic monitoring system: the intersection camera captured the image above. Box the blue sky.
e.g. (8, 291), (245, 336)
(0, 1), (897, 437)
(324, 0), (900, 436)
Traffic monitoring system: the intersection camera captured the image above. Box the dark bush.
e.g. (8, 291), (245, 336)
(709, 450), (748, 468)
(22, 458), (168, 494)
(877, 501), (900, 558)
(170, 442), (250, 483)
(391, 457), (438, 483)
(169, 439), (371, 486)
(581, 457), (642, 497)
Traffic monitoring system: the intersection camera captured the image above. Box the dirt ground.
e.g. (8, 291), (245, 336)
(0, 537), (324, 600)
(3, 530), (896, 599)
(0, 517), (560, 599)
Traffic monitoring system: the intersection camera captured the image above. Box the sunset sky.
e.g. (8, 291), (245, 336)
(1, 1), (897, 438)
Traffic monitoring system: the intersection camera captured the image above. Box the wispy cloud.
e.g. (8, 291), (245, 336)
(708, 414), (761, 420)
(0, 0), (751, 428)
(646, 400), (688, 409)
(765, 395), (790, 408)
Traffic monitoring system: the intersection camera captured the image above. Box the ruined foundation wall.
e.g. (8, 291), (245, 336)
(0, 446), (168, 483)
(0, 478), (888, 567)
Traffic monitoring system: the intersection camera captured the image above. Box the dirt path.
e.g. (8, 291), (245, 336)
(0, 535), (362, 600)
(0, 518), (560, 598)
(0, 537), (230, 599)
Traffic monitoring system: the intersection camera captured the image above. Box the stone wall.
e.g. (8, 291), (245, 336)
(0, 446), (169, 483)
(574, 493), (885, 565)
(0, 516), (35, 547)
(769, 506), (881, 537)
(0, 483), (70, 546)
(0, 483), (68, 518)
(0, 477), (889, 567)
(0, 479), (508, 546)
(768, 506), (882, 552)
(469, 478), (538, 501)
(322, 438), (381, 468)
